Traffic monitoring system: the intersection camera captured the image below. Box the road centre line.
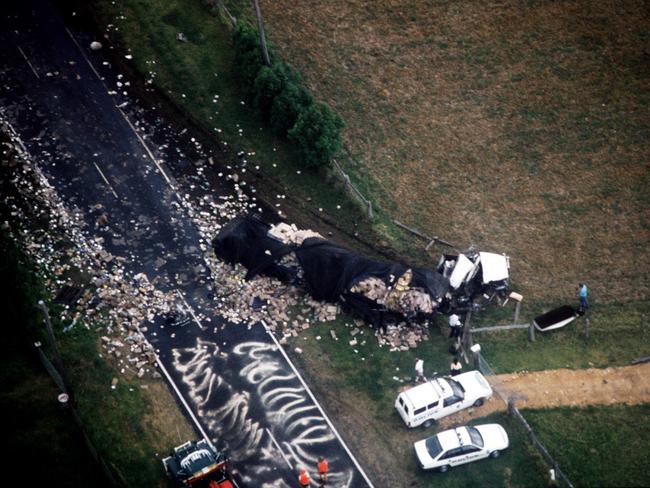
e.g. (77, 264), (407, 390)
(261, 320), (376, 488)
(92, 161), (119, 198)
(266, 427), (294, 470)
(64, 26), (175, 189)
(17, 46), (40, 79)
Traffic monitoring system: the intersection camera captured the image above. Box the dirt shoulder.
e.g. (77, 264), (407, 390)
(440, 362), (650, 428)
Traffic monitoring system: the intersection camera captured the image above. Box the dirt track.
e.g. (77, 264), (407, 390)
(440, 362), (650, 427)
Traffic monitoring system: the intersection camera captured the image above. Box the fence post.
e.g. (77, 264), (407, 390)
(528, 323), (536, 342)
(251, 0), (271, 66)
(641, 314), (646, 335)
(584, 318), (590, 341)
(514, 300), (521, 324)
(38, 300), (74, 401)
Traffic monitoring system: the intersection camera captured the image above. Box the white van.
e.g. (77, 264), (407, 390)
(395, 371), (492, 428)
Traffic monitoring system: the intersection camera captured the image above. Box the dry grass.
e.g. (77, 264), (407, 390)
(259, 0), (650, 303)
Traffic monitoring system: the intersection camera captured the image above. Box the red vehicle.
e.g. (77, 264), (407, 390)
(163, 440), (239, 488)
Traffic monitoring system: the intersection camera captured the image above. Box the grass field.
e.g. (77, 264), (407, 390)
(257, 0), (650, 305)
(525, 404), (650, 487)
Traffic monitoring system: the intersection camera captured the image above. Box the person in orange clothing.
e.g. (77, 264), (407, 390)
(317, 457), (329, 483)
(299, 468), (311, 487)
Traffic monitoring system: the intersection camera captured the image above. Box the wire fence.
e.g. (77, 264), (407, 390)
(332, 159), (374, 219)
(472, 349), (575, 488)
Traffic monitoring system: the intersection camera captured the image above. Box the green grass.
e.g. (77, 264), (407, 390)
(0, 228), (188, 487)
(0, 232), (109, 487)
(471, 300), (650, 372)
(524, 404), (650, 487)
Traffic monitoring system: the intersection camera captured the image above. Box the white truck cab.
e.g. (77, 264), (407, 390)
(395, 371), (492, 428)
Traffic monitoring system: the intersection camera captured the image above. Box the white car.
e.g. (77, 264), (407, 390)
(414, 423), (509, 472)
(395, 371), (492, 428)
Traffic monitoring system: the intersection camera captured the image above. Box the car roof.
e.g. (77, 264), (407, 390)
(402, 380), (442, 408)
(438, 427), (471, 451)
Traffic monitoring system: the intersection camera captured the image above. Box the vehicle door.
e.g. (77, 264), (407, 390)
(439, 447), (465, 466)
(458, 445), (483, 465)
(439, 394), (464, 418)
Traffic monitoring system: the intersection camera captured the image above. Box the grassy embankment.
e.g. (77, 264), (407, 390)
(0, 229), (195, 486)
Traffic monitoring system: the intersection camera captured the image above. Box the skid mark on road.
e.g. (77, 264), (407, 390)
(172, 338), (355, 487)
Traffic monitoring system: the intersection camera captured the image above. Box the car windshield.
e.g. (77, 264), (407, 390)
(448, 378), (465, 399)
(425, 436), (443, 459)
(467, 427), (484, 448)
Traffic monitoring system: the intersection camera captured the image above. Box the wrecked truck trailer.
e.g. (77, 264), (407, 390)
(212, 216), (451, 327)
(295, 237), (450, 326)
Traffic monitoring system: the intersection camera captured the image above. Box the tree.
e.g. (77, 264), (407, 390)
(288, 102), (344, 168)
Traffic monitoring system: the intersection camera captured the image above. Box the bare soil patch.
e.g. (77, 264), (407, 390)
(439, 362), (650, 428)
(260, 0), (650, 303)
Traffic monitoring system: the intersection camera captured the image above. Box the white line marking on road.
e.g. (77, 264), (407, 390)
(64, 27), (102, 79)
(117, 106), (174, 188)
(261, 320), (376, 488)
(266, 427), (294, 470)
(176, 290), (206, 331)
(17, 46), (40, 79)
(92, 161), (119, 198)
(64, 26), (175, 190)
(155, 355), (216, 451)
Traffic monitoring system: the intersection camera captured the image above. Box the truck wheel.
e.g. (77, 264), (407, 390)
(473, 398), (485, 407)
(490, 450), (501, 459)
(439, 465), (449, 473)
(423, 419), (435, 429)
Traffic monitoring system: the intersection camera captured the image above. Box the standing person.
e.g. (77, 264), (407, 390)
(449, 313), (462, 339)
(317, 457), (329, 484)
(414, 357), (425, 382)
(578, 283), (588, 311)
(450, 357), (462, 376)
(299, 468), (311, 487)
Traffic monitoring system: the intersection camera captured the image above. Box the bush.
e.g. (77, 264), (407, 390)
(270, 80), (313, 136)
(253, 64), (289, 120)
(231, 23), (264, 97)
(288, 102), (344, 168)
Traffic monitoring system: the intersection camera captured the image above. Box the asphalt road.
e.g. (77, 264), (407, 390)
(0, 1), (372, 486)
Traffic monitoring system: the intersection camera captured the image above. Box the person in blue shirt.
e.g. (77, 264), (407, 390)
(578, 283), (588, 310)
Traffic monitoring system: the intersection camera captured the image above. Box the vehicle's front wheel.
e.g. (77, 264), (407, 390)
(490, 450), (501, 459)
(423, 419), (435, 429)
(473, 398), (485, 407)
(438, 465), (449, 473)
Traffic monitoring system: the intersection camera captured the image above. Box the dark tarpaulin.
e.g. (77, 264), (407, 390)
(211, 216), (295, 281)
(294, 238), (406, 301)
(295, 237), (449, 305)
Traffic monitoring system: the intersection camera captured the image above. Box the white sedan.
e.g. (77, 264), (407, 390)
(414, 424), (509, 472)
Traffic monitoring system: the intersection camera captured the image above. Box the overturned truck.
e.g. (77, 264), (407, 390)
(212, 216), (509, 328)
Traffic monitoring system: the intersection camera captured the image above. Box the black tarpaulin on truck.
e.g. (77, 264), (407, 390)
(295, 238), (449, 303)
(294, 237), (405, 301)
(211, 216), (295, 281)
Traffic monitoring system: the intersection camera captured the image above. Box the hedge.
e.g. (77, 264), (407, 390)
(231, 22), (343, 168)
